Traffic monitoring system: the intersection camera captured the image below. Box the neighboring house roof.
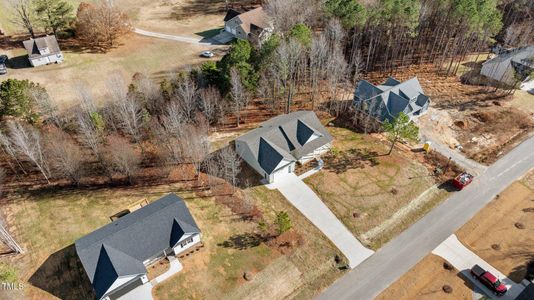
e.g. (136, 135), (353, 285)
(75, 194), (200, 299)
(22, 36), (62, 59)
(224, 9), (241, 22)
(236, 111), (333, 174)
(228, 7), (270, 35)
(353, 77), (430, 122)
(483, 45), (534, 67)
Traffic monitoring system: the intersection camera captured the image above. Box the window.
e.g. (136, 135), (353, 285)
(180, 237), (194, 248)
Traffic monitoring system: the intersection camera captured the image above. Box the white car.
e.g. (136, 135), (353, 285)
(200, 51), (214, 58)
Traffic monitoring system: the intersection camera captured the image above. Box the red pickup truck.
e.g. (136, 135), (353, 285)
(471, 264), (507, 296)
(453, 172), (474, 190)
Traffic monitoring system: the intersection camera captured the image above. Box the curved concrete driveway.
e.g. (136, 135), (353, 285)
(133, 28), (214, 45)
(268, 173), (374, 268)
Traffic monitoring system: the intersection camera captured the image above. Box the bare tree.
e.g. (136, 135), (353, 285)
(218, 146), (241, 189)
(172, 75), (198, 122)
(199, 86), (223, 126)
(265, 0), (313, 33)
(0, 167), (5, 188)
(6, 0), (36, 37)
(274, 39), (303, 113)
(310, 35), (329, 108)
(132, 73), (164, 116)
(229, 68), (249, 127)
(0, 130), (27, 174)
(105, 136), (140, 185)
(108, 74), (146, 145)
(180, 120), (210, 177)
(29, 87), (63, 128)
(6, 120), (50, 182)
(326, 45), (349, 115)
(45, 129), (84, 185)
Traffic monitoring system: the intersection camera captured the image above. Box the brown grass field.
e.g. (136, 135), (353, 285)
(376, 254), (472, 300)
(0, 172), (345, 299)
(456, 170), (534, 283)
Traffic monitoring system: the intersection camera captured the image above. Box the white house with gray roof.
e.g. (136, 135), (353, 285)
(223, 7), (273, 43)
(75, 194), (201, 300)
(353, 77), (430, 123)
(22, 35), (64, 67)
(481, 45), (534, 86)
(235, 111), (332, 183)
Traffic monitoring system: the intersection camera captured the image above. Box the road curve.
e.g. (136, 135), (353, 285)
(317, 135), (534, 300)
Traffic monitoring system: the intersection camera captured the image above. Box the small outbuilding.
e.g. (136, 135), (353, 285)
(23, 35), (64, 67)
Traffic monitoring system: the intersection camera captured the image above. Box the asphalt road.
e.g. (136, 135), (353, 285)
(318, 135), (534, 300)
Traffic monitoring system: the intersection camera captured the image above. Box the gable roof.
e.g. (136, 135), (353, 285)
(230, 7), (270, 34)
(236, 111), (333, 174)
(354, 77), (430, 122)
(224, 9), (241, 22)
(22, 36), (61, 59)
(75, 194), (200, 299)
(483, 45), (534, 67)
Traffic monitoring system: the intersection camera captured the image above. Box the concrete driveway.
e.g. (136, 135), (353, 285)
(268, 173), (374, 268)
(432, 235), (528, 300)
(117, 282), (153, 300)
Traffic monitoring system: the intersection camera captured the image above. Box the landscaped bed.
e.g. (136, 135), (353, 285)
(304, 126), (446, 249)
(456, 170), (534, 283)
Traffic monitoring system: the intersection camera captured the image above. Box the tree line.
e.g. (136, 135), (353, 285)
(0, 73), (241, 188)
(6, 0), (131, 50)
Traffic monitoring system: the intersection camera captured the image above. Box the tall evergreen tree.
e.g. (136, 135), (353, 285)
(34, 0), (73, 35)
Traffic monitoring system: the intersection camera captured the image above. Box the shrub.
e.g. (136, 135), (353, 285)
(275, 211), (292, 234)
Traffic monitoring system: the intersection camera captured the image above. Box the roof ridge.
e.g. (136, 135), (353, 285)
(79, 195), (182, 249)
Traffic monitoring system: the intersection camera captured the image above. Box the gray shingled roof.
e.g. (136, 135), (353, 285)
(22, 36), (62, 59)
(483, 45), (534, 66)
(236, 111), (333, 174)
(353, 77), (430, 122)
(75, 194), (200, 299)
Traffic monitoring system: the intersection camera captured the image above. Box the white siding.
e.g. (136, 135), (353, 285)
(29, 53), (64, 67)
(173, 233), (201, 255)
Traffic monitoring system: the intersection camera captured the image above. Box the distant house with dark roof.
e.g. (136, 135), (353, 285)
(75, 194), (201, 300)
(223, 7), (273, 43)
(235, 111), (332, 183)
(353, 77), (430, 123)
(481, 45), (534, 86)
(22, 35), (64, 67)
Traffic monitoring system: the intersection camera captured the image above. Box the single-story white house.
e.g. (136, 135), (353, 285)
(22, 35), (64, 67)
(480, 45), (534, 86)
(235, 111), (333, 183)
(75, 194), (202, 300)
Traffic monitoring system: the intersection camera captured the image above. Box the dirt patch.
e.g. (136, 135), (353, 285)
(376, 254), (472, 300)
(456, 178), (534, 283)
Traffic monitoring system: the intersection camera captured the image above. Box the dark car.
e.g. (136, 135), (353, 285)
(471, 264), (507, 296)
(0, 55), (7, 75)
